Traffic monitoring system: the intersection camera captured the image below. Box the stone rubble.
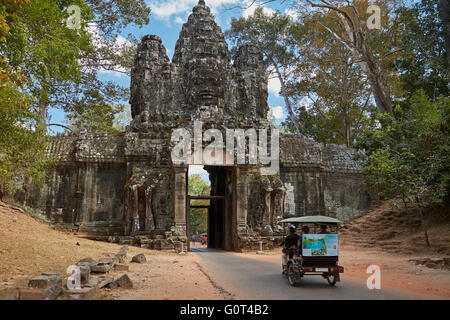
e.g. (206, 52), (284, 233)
(18, 245), (136, 300)
(131, 254), (147, 264)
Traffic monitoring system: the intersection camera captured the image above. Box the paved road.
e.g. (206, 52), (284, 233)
(191, 247), (437, 300)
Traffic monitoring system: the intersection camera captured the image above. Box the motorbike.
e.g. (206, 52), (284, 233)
(280, 216), (344, 286)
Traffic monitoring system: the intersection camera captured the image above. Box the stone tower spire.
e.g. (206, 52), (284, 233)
(130, 0), (269, 129)
(172, 0), (231, 113)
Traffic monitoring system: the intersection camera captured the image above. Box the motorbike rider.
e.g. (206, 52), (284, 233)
(280, 225), (301, 274)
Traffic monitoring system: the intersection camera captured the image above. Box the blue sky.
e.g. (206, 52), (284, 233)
(49, 0), (294, 134)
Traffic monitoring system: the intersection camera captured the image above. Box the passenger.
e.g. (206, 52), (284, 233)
(320, 224), (330, 234)
(280, 225), (300, 274)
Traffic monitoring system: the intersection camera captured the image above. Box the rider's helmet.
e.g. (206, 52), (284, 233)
(289, 225), (296, 233)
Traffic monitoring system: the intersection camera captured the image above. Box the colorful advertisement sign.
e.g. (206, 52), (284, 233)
(302, 234), (338, 256)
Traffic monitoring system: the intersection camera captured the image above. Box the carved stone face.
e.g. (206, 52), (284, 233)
(186, 59), (223, 109)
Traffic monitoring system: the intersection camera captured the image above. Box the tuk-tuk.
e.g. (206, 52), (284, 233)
(280, 216), (344, 286)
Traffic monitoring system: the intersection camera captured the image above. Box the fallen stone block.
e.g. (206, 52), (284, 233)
(90, 261), (112, 273)
(108, 274), (133, 289)
(114, 264), (129, 272)
(131, 254), (146, 263)
(82, 276), (100, 289)
(98, 276), (114, 289)
(78, 264), (91, 285)
(65, 287), (95, 300)
(44, 285), (63, 300)
(19, 289), (45, 300)
(28, 273), (62, 289)
(99, 257), (115, 265)
(115, 245), (128, 263)
(0, 288), (19, 300)
(77, 257), (97, 266)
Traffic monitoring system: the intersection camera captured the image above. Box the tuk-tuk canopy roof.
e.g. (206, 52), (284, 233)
(280, 215), (342, 225)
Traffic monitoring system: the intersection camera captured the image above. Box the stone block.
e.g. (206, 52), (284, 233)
(77, 257), (97, 267)
(65, 286), (95, 300)
(115, 245), (128, 263)
(114, 264), (129, 272)
(131, 254), (146, 263)
(90, 261), (112, 273)
(78, 264), (91, 284)
(109, 274), (133, 289)
(98, 276), (114, 289)
(44, 285), (63, 300)
(19, 289), (45, 300)
(28, 273), (62, 289)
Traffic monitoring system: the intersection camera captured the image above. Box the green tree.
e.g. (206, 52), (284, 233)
(356, 90), (450, 246)
(284, 11), (376, 146)
(394, 0), (448, 100)
(188, 174), (210, 236)
(1, 0), (150, 130)
(0, 0), (49, 192)
(0, 0), (150, 192)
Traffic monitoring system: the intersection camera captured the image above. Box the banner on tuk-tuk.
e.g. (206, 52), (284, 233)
(302, 234), (338, 257)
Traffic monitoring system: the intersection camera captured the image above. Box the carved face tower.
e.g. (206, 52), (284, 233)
(172, 1), (230, 111)
(129, 0), (269, 131)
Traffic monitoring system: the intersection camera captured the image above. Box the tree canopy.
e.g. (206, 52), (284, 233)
(0, 0), (150, 191)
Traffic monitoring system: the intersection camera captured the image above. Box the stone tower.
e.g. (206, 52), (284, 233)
(129, 0), (269, 134)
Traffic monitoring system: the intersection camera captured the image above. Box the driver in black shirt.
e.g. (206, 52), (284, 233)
(280, 225), (301, 274)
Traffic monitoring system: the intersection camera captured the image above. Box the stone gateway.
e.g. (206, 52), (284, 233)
(15, 1), (370, 251)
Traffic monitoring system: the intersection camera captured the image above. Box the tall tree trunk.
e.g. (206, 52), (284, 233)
(362, 50), (393, 116)
(308, 1), (394, 116)
(415, 197), (431, 248)
(39, 85), (49, 128)
(272, 63), (304, 137)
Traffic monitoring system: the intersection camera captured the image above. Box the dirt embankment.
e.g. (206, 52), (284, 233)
(0, 201), (227, 300)
(339, 202), (450, 257)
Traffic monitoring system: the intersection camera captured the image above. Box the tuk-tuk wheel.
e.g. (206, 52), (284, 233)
(326, 274), (337, 286)
(287, 263), (298, 287)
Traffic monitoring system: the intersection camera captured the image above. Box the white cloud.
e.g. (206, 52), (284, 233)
(268, 76), (281, 96)
(242, 0), (274, 18)
(284, 8), (299, 20)
(268, 106), (284, 120)
(98, 70), (126, 78)
(148, 0), (240, 22)
(85, 23), (133, 74)
(174, 16), (185, 24)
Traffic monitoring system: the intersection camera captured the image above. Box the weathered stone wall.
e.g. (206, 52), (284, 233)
(15, 133), (127, 235)
(278, 134), (370, 223)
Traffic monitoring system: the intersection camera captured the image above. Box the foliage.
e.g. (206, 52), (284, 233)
(1, 0), (150, 129)
(356, 90), (450, 207)
(283, 9), (377, 146)
(0, 0), (150, 192)
(0, 0), (49, 192)
(394, 0), (448, 100)
(188, 174), (210, 235)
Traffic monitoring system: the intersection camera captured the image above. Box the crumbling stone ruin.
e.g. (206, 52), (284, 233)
(20, 246), (136, 300)
(15, 1), (370, 251)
